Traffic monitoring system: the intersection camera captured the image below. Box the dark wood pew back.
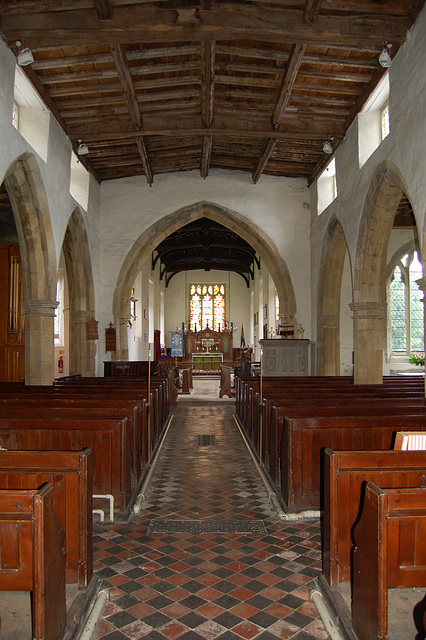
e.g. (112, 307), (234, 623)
(322, 448), (426, 587)
(0, 416), (131, 511)
(0, 484), (66, 640)
(0, 448), (93, 588)
(281, 415), (426, 511)
(352, 484), (426, 640)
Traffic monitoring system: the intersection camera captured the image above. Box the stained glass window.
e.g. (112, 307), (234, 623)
(190, 284), (225, 331)
(390, 251), (424, 354)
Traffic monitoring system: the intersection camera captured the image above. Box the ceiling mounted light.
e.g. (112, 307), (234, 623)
(16, 40), (34, 66)
(323, 138), (334, 154)
(379, 44), (392, 68)
(77, 139), (89, 156)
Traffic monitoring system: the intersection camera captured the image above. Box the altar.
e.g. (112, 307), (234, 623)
(192, 353), (223, 372)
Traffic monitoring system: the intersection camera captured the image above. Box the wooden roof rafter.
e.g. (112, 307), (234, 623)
(1, 0), (422, 185)
(110, 43), (153, 185)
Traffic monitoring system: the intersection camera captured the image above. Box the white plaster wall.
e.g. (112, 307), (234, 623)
(99, 170), (311, 357)
(310, 6), (426, 369)
(0, 40), (102, 371)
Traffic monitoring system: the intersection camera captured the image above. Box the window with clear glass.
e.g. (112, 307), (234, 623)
(12, 101), (19, 130)
(54, 268), (64, 344)
(390, 251), (424, 354)
(381, 102), (390, 139)
(190, 284), (225, 331)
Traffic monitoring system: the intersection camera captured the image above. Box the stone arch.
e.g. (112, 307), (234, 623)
(352, 160), (417, 383)
(61, 207), (96, 376)
(317, 216), (351, 375)
(3, 153), (57, 384)
(112, 201), (297, 359)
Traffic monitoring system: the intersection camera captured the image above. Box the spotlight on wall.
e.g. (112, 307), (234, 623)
(379, 44), (392, 68)
(77, 139), (89, 156)
(323, 139), (333, 154)
(16, 41), (34, 66)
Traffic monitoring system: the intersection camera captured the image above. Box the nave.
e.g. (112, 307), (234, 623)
(92, 391), (327, 640)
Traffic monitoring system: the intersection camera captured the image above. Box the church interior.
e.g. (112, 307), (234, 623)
(0, 1), (426, 639)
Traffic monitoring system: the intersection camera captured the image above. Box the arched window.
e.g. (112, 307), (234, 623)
(54, 267), (65, 345)
(190, 284), (225, 331)
(390, 251), (424, 354)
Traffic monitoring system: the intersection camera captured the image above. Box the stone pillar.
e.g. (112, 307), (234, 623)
(21, 299), (58, 385)
(114, 314), (130, 361)
(317, 314), (340, 376)
(69, 309), (91, 376)
(350, 301), (387, 385)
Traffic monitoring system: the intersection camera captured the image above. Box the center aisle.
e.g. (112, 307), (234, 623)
(93, 403), (327, 640)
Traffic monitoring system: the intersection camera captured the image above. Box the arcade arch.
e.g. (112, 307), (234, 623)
(112, 201), (298, 360)
(3, 153), (57, 384)
(353, 160), (421, 384)
(317, 217), (351, 376)
(61, 208), (96, 377)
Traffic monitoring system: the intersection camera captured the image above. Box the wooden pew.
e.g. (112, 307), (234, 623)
(281, 414), (426, 511)
(352, 483), (426, 640)
(269, 403), (426, 486)
(2, 376), (171, 471)
(0, 416), (131, 511)
(0, 395), (143, 479)
(0, 448), (92, 588)
(0, 484), (66, 640)
(322, 448), (426, 588)
(219, 366), (233, 398)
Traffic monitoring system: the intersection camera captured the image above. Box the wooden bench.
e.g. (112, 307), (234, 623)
(0, 484), (66, 640)
(0, 448), (92, 588)
(219, 366), (233, 398)
(2, 376), (171, 470)
(281, 415), (426, 511)
(0, 416), (131, 511)
(268, 404), (426, 485)
(0, 395), (143, 479)
(322, 448), (426, 587)
(352, 483), (426, 640)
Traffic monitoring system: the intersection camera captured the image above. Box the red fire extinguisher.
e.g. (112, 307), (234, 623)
(58, 355), (64, 374)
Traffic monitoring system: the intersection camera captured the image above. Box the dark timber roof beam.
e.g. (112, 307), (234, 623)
(1, 5), (411, 48)
(110, 43), (153, 185)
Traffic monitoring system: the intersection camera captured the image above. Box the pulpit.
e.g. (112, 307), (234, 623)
(259, 339), (310, 376)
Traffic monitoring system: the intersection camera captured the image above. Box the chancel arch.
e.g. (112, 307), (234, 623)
(112, 201), (297, 360)
(3, 152), (57, 385)
(353, 160), (420, 384)
(61, 207), (96, 377)
(317, 216), (352, 376)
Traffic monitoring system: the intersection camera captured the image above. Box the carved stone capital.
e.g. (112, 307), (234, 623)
(21, 299), (59, 317)
(349, 302), (387, 320)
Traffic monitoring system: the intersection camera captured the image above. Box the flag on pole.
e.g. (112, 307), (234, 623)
(240, 324), (246, 350)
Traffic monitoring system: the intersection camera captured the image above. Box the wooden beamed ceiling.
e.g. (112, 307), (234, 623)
(0, 0), (424, 186)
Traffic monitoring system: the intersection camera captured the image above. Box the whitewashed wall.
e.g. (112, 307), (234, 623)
(310, 5), (426, 375)
(99, 170), (311, 369)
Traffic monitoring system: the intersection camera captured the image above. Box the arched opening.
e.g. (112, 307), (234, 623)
(2, 153), (57, 384)
(317, 217), (352, 375)
(353, 160), (419, 384)
(59, 208), (97, 377)
(112, 201), (297, 360)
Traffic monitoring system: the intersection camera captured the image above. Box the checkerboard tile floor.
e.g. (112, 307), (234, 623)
(92, 403), (328, 640)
